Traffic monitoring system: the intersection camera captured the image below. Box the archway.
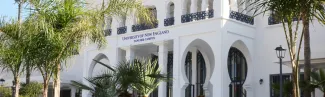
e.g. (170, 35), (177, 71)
(88, 53), (110, 78)
(181, 39), (215, 97)
(227, 40), (252, 97)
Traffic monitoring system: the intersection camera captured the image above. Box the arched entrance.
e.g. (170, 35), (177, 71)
(185, 50), (207, 97)
(181, 39), (215, 97)
(88, 53), (110, 78)
(227, 47), (248, 97)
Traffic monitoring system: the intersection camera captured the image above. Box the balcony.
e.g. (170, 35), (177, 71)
(268, 16), (301, 25)
(164, 17), (175, 26)
(104, 29), (112, 36)
(117, 26), (127, 35)
(181, 9), (214, 23)
(229, 11), (254, 25)
(132, 22), (158, 32)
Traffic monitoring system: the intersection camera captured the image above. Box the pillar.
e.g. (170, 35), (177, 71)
(70, 87), (76, 97)
(201, 0), (208, 11)
(190, 47), (197, 96)
(154, 41), (169, 97)
(191, 0), (198, 13)
(121, 46), (135, 61)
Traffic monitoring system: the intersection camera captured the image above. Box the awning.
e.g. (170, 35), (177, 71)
(275, 58), (325, 69)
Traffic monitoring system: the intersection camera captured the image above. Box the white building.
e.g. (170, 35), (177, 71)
(1, 0), (325, 97)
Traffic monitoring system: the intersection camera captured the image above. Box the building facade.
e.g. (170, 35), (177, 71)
(1, 0), (325, 97)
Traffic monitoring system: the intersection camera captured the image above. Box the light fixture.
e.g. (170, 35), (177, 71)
(259, 79), (263, 85)
(275, 45), (286, 58)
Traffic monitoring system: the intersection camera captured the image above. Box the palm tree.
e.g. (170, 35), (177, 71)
(310, 69), (325, 97)
(132, 59), (167, 97)
(272, 81), (293, 97)
(250, 0), (303, 96)
(72, 58), (167, 97)
(27, 0), (155, 97)
(298, 1), (325, 97)
(0, 19), (31, 97)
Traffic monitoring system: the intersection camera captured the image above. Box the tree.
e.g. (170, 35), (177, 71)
(298, 0), (325, 97)
(27, 0), (155, 97)
(272, 80), (293, 97)
(132, 59), (167, 97)
(19, 82), (43, 97)
(310, 69), (325, 97)
(0, 19), (31, 97)
(250, 0), (303, 96)
(72, 58), (167, 97)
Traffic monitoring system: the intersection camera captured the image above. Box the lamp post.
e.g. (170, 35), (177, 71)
(275, 45), (286, 97)
(0, 78), (5, 86)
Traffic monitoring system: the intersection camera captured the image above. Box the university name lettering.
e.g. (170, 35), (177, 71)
(122, 30), (169, 42)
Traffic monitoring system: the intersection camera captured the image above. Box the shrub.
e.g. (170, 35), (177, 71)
(0, 86), (12, 97)
(19, 82), (43, 97)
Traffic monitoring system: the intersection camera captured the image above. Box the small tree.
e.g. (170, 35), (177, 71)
(0, 19), (32, 97)
(72, 58), (167, 97)
(251, 0), (303, 96)
(19, 82), (43, 97)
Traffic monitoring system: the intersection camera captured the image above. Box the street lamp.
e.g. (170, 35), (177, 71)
(0, 78), (5, 86)
(275, 45), (286, 97)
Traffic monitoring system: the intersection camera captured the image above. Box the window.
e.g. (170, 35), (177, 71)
(149, 54), (159, 97)
(228, 47), (247, 97)
(197, 0), (202, 11)
(167, 52), (173, 97)
(168, 3), (175, 18)
(269, 73), (304, 97)
(185, 50), (206, 97)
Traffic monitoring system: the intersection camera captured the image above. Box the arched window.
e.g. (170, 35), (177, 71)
(185, 0), (191, 14)
(165, 2), (175, 26)
(120, 15), (126, 27)
(227, 47), (247, 97)
(197, 0), (202, 12)
(104, 16), (112, 36)
(149, 7), (157, 20)
(167, 52), (173, 97)
(185, 50), (206, 97)
(208, 0), (213, 10)
(167, 2), (175, 18)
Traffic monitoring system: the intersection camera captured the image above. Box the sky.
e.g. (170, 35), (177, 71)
(0, 0), (18, 19)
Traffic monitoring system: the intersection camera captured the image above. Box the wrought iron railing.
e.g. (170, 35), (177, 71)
(132, 22), (158, 32)
(181, 9), (214, 23)
(164, 17), (175, 26)
(117, 26), (127, 35)
(181, 13), (193, 23)
(268, 16), (301, 25)
(104, 29), (112, 36)
(229, 11), (254, 25)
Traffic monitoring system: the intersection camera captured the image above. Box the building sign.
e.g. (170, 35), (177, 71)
(122, 30), (169, 43)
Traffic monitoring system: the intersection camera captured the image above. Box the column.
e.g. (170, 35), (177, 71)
(156, 3), (166, 28)
(70, 87), (76, 97)
(201, 0), (208, 11)
(121, 46), (135, 61)
(154, 41), (168, 97)
(172, 38), (182, 97)
(174, 0), (182, 25)
(190, 47), (197, 96)
(126, 11), (136, 33)
(191, 0), (198, 13)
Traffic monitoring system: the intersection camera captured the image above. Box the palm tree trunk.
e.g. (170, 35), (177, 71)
(43, 77), (49, 97)
(303, 12), (311, 97)
(53, 64), (61, 97)
(17, 1), (22, 23)
(26, 64), (31, 84)
(12, 76), (20, 97)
